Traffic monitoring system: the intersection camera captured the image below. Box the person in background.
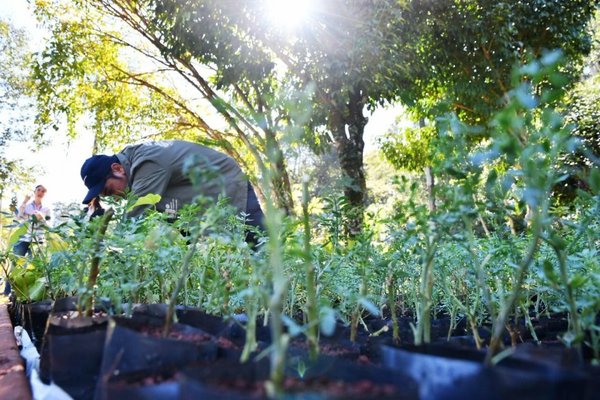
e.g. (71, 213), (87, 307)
(80, 140), (264, 244)
(3, 185), (51, 295)
(83, 197), (105, 220)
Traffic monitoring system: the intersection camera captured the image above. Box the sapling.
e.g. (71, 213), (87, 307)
(301, 176), (319, 360)
(240, 282), (260, 362)
(485, 223), (542, 364)
(385, 264), (401, 344)
(162, 197), (235, 335)
(441, 273), (485, 349)
(263, 181), (288, 397)
(349, 241), (367, 343)
(484, 51), (572, 365)
(84, 208), (114, 317)
(413, 235), (439, 345)
(163, 228), (201, 336)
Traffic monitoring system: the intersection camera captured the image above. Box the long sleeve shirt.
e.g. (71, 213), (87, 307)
(18, 202), (51, 243)
(116, 140), (249, 218)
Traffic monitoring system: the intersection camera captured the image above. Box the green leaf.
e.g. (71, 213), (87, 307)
(319, 307), (337, 336)
(9, 224), (27, 246)
(295, 359), (307, 379)
(570, 274), (587, 290)
(589, 168), (600, 195)
(10, 264), (46, 302)
(46, 232), (68, 252)
(358, 297), (380, 317)
(28, 277), (47, 302)
(541, 259), (559, 286)
(127, 193), (162, 212)
(282, 315), (304, 337)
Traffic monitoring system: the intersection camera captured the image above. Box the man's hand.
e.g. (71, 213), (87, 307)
(23, 194), (32, 203)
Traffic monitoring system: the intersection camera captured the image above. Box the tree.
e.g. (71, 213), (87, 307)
(0, 20), (36, 212)
(560, 11), (600, 200)
(32, 0), (295, 212)
(389, 0), (599, 122)
(267, 0), (410, 235)
(380, 121), (438, 210)
(102, 0), (412, 234)
(31, 3), (185, 153)
(380, 0), (599, 212)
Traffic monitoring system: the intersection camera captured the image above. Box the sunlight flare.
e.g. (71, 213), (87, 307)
(264, 0), (315, 30)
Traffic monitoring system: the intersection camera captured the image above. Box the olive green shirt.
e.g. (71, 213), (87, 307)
(116, 140), (248, 217)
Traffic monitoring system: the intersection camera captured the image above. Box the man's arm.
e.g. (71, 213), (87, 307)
(17, 195), (31, 219)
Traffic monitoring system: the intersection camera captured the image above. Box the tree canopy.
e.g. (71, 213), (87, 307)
(0, 20), (36, 198)
(19, 0), (600, 230)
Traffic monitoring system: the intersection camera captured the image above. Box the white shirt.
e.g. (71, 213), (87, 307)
(19, 202), (51, 243)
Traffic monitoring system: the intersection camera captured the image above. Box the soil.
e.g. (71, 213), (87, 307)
(138, 325), (213, 343)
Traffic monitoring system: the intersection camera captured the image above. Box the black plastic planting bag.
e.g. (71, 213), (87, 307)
(132, 304), (232, 336)
(41, 316), (108, 400)
(95, 315), (218, 400)
(380, 343), (587, 400)
(178, 355), (419, 400)
(95, 368), (180, 400)
(9, 300), (53, 351)
(37, 296), (111, 398)
(132, 303), (271, 346)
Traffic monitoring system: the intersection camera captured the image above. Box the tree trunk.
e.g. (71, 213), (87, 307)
(424, 166), (436, 212)
(420, 119), (436, 212)
(329, 88), (367, 237)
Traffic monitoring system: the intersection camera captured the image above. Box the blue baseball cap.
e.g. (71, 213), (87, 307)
(80, 155), (119, 204)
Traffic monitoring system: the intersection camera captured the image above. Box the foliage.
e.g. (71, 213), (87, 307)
(32, 0), (297, 212)
(390, 0), (599, 122)
(31, 2), (181, 152)
(3, 0), (600, 375)
(0, 19), (36, 197)
(565, 74), (600, 169)
(0, 19), (34, 142)
(380, 124), (437, 172)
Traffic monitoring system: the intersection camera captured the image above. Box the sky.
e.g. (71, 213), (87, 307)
(1, 0), (97, 208)
(1, 0), (402, 209)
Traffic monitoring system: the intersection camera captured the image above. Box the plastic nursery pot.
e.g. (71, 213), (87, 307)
(133, 303), (271, 348)
(8, 299), (53, 351)
(39, 315), (108, 400)
(95, 314), (218, 400)
(37, 296), (111, 396)
(132, 303), (232, 337)
(288, 331), (364, 362)
(97, 368), (180, 400)
(132, 303), (274, 363)
(178, 355), (419, 400)
(51, 295), (113, 314)
(380, 342), (587, 400)
(506, 342), (600, 400)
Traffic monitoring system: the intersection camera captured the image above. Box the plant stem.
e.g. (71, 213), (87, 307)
(520, 303), (541, 345)
(350, 277), (367, 343)
(302, 179), (319, 360)
(485, 227), (540, 365)
(386, 272), (400, 344)
(240, 294), (258, 362)
(163, 231), (201, 336)
(85, 208), (114, 317)
(262, 182), (288, 398)
(415, 238), (437, 346)
(553, 246), (583, 362)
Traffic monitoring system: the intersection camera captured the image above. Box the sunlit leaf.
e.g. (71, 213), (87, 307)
(319, 307), (337, 336)
(127, 193), (162, 212)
